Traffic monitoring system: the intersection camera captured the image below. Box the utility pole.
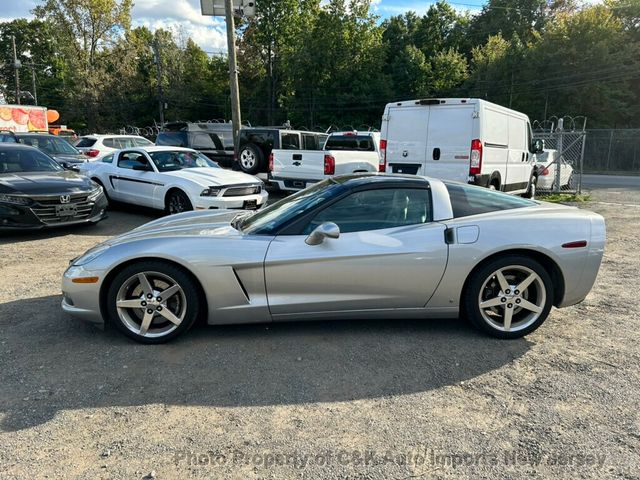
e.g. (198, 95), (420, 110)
(12, 35), (21, 105)
(224, 0), (242, 149)
(29, 65), (37, 106)
(152, 39), (165, 126)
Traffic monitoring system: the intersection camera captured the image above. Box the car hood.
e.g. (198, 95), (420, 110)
(0, 170), (95, 195)
(160, 167), (261, 187)
(104, 210), (254, 246)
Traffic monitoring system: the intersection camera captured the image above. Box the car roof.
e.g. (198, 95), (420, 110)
(113, 146), (196, 153)
(79, 134), (149, 139)
(331, 172), (432, 188)
(14, 132), (55, 137)
(0, 143), (41, 151)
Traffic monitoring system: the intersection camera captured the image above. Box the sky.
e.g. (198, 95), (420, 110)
(0, 0), (487, 53)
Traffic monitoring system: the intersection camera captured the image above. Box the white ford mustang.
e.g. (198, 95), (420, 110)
(78, 146), (268, 214)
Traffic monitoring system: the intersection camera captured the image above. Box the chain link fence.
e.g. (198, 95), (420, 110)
(532, 117), (586, 194)
(583, 129), (640, 174)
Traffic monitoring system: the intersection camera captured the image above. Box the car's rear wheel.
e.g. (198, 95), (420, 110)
(463, 255), (553, 339)
(106, 261), (201, 344)
(238, 144), (263, 174)
(166, 190), (193, 215)
(523, 174), (537, 199)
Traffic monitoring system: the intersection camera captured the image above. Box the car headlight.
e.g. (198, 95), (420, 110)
(72, 243), (111, 266)
(0, 194), (31, 206)
(87, 185), (103, 201)
(201, 187), (221, 197)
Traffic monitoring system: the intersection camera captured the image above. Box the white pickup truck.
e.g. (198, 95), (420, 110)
(269, 131), (380, 191)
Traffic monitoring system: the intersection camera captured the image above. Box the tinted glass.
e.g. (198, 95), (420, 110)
(302, 134), (320, 150)
(325, 134), (375, 151)
(191, 133), (217, 149)
(445, 183), (535, 218)
(240, 130), (277, 149)
(304, 188), (431, 234)
(75, 138), (96, 148)
(156, 132), (188, 147)
(241, 180), (340, 235)
(281, 133), (300, 150)
(102, 153), (114, 163)
(149, 150), (219, 172)
(0, 134), (18, 143)
(0, 147), (64, 173)
(18, 135), (79, 155)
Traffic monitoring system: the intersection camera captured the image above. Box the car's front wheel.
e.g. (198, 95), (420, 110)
(106, 261), (201, 343)
(166, 190), (193, 215)
(463, 255), (554, 339)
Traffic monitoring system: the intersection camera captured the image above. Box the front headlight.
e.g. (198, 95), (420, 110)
(72, 243), (111, 266)
(201, 187), (221, 197)
(0, 194), (31, 206)
(87, 185), (103, 201)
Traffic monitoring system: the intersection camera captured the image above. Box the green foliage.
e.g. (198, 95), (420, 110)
(0, 0), (638, 131)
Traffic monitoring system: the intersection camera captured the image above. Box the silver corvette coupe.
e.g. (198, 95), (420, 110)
(62, 174), (605, 343)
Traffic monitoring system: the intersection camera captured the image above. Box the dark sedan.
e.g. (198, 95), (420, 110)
(0, 144), (107, 230)
(15, 132), (88, 170)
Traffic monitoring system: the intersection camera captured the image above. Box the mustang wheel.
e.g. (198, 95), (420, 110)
(106, 261), (201, 343)
(166, 190), (193, 215)
(238, 144), (263, 174)
(463, 255), (553, 339)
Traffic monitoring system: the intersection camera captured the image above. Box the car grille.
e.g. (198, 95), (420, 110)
(30, 194), (89, 205)
(223, 185), (261, 197)
(30, 196), (95, 225)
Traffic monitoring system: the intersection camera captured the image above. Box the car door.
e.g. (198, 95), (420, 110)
(264, 187), (449, 316)
(111, 150), (160, 206)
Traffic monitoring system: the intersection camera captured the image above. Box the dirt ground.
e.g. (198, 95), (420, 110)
(0, 185), (639, 479)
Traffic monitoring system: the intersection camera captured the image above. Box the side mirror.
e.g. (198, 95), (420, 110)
(305, 222), (340, 245)
(133, 164), (151, 171)
(532, 139), (544, 154)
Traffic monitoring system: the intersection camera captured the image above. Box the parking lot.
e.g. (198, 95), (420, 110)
(0, 182), (639, 479)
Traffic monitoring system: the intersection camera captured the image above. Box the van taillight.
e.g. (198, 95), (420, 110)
(268, 153), (274, 172)
(379, 139), (387, 172)
(469, 139), (482, 175)
(324, 154), (335, 175)
(541, 167), (550, 176)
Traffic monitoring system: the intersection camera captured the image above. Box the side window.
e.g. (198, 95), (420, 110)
(445, 183), (534, 218)
(302, 134), (319, 150)
(103, 138), (115, 148)
(303, 188), (432, 234)
(281, 132), (300, 150)
(192, 133), (216, 149)
(117, 152), (148, 170)
(134, 137), (153, 147)
(102, 153), (114, 163)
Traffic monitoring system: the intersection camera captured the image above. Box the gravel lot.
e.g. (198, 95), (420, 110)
(1, 185), (639, 479)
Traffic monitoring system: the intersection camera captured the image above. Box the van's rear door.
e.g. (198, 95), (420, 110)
(424, 104), (475, 182)
(384, 105), (429, 175)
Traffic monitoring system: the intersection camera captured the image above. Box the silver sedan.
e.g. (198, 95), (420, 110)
(61, 174), (605, 343)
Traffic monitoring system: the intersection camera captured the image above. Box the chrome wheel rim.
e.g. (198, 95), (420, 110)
(478, 265), (546, 332)
(240, 149), (256, 169)
(169, 193), (188, 214)
(116, 271), (186, 338)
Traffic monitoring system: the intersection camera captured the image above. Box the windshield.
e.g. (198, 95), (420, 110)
(148, 150), (219, 172)
(240, 179), (341, 234)
(19, 136), (80, 155)
(0, 148), (64, 173)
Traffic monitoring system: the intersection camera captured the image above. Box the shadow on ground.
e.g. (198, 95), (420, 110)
(0, 295), (532, 431)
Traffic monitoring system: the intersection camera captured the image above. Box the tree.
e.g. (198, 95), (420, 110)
(33, 0), (133, 129)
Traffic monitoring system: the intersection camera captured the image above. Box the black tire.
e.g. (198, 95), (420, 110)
(523, 175), (537, 199)
(165, 189), (193, 215)
(106, 261), (201, 344)
(238, 144), (264, 174)
(462, 255), (554, 339)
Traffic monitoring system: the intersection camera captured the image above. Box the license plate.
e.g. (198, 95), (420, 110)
(56, 204), (78, 218)
(243, 199), (258, 210)
(293, 180), (305, 189)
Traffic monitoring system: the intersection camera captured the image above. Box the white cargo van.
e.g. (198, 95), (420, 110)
(379, 98), (542, 196)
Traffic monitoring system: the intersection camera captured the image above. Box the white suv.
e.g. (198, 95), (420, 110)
(74, 134), (154, 160)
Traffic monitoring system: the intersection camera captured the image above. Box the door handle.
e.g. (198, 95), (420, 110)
(432, 148), (440, 161)
(521, 152), (525, 162)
